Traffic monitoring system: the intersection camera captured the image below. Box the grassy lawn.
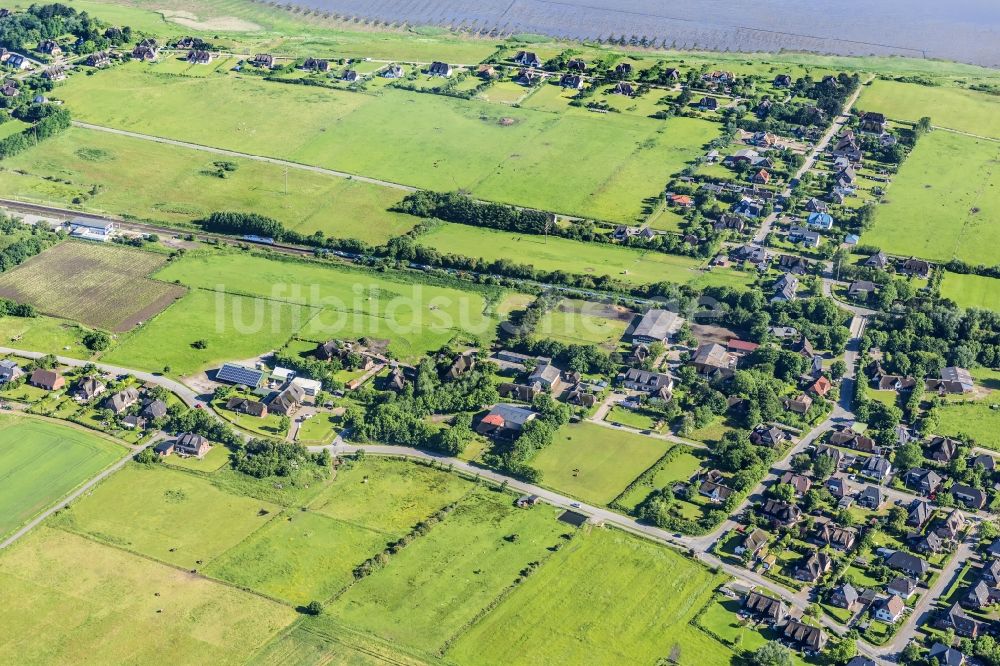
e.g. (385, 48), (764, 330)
(859, 79), (1000, 139)
(937, 401), (1000, 450)
(0, 415), (125, 538)
(0, 127), (417, 245)
(161, 443), (231, 472)
(250, 621), (428, 666)
(614, 446), (705, 511)
(536, 299), (630, 347)
(51, 463), (281, 569)
(325, 487), (566, 655)
(56, 66), (717, 222)
(151, 251), (500, 360)
(102, 289), (316, 376)
(0, 527), (295, 665)
(448, 526), (732, 665)
(0, 315), (95, 358)
(697, 596), (804, 662)
(308, 457), (473, 538)
(418, 223), (723, 286)
(213, 396), (289, 438)
(941, 272), (1000, 312)
(605, 405), (660, 430)
(0, 241), (186, 333)
(531, 422), (673, 505)
(296, 412), (339, 444)
(205, 510), (388, 607)
(866, 131), (1000, 265)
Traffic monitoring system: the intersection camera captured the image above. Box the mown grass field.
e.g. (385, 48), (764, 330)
(102, 288), (317, 375)
(941, 272), (1000, 312)
(866, 131), (1000, 265)
(308, 457), (472, 538)
(325, 487), (566, 655)
(531, 422), (673, 505)
(535, 299), (631, 347)
(447, 526), (732, 665)
(937, 401), (1000, 451)
(151, 251), (501, 358)
(0, 127), (417, 245)
(206, 510), (388, 607)
(0, 315), (95, 358)
(418, 223), (724, 286)
(0, 241), (186, 332)
(0, 527), (295, 665)
(55, 65), (717, 221)
(859, 79), (1000, 139)
(615, 447), (706, 511)
(52, 464), (280, 569)
(250, 623), (429, 666)
(0, 416), (124, 538)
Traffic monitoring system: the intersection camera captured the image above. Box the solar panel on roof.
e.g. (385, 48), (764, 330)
(216, 363), (264, 386)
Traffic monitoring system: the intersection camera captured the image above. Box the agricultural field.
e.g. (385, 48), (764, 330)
(530, 422), (673, 505)
(858, 79), (1000, 139)
(0, 416), (125, 538)
(52, 464), (280, 569)
(250, 623), (428, 666)
(325, 487), (566, 655)
(55, 65), (717, 221)
(102, 289), (317, 375)
(447, 527), (732, 665)
(866, 131), (1000, 265)
(0, 242), (186, 332)
(937, 401), (1000, 451)
(940, 272), (1000, 312)
(0, 127), (417, 244)
(0, 315), (95, 358)
(417, 222), (721, 286)
(535, 298), (632, 347)
(0, 527), (295, 665)
(150, 251), (502, 358)
(308, 457), (473, 538)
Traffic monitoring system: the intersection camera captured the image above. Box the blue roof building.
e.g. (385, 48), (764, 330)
(806, 212), (833, 230)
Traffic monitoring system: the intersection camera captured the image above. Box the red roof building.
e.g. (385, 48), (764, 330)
(810, 376), (833, 397)
(727, 339), (760, 354)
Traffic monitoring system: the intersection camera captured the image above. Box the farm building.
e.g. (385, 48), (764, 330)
(631, 309), (683, 344)
(68, 216), (115, 241)
(216, 363), (265, 387)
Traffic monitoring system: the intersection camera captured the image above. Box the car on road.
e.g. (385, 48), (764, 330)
(570, 502), (581, 508)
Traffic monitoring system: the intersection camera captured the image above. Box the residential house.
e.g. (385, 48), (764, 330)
(886, 550), (930, 578)
(905, 469), (943, 495)
(847, 658), (877, 666)
(29, 368), (64, 391)
(860, 111), (887, 134)
(559, 74), (583, 89)
(762, 499), (801, 528)
(772, 273), (799, 302)
(865, 251), (889, 269)
(806, 212), (833, 230)
(929, 436), (960, 462)
(773, 74), (791, 87)
(154, 441), (174, 457)
(788, 226), (821, 248)
(887, 577), (918, 600)
(566, 58), (586, 72)
(809, 376), (833, 398)
(73, 376), (105, 401)
(566, 384), (597, 408)
(175, 432), (211, 458)
(512, 51), (541, 68)
(830, 583), (860, 610)
(914, 531), (944, 554)
(816, 445), (846, 470)
(900, 257), (931, 278)
(381, 64), (404, 78)
(342, 70), (360, 82)
(86, 51), (111, 68)
(476, 404), (536, 438)
(428, 61), (452, 77)
(122, 415), (146, 430)
(614, 63), (633, 78)
(498, 382), (541, 403)
(733, 198), (765, 218)
(104, 387), (140, 415)
(37, 39), (61, 55)
(752, 168), (771, 185)
(780, 472), (812, 496)
(937, 509), (966, 540)
(928, 643), (967, 666)
(269, 383), (305, 416)
(225, 396), (268, 417)
(783, 619), (827, 652)
(777, 254), (811, 275)
(302, 57), (329, 71)
(934, 367), (975, 394)
(699, 477), (734, 503)
(858, 485), (884, 509)
(750, 425), (787, 447)
(805, 198), (828, 213)
(291, 377), (321, 401)
(827, 478), (847, 499)
(875, 595), (905, 623)
(972, 453), (996, 471)
(621, 368), (673, 397)
(446, 351), (476, 380)
(907, 500), (933, 528)
(514, 68), (537, 85)
(783, 394), (813, 414)
(252, 53), (275, 68)
(131, 41), (158, 61)
(691, 343), (736, 378)
(983, 559), (1000, 585)
(727, 339), (759, 356)
(964, 580), (1000, 609)
(631, 308), (682, 343)
(698, 96), (718, 111)
(795, 551), (833, 582)
(744, 591), (788, 623)
(613, 81), (634, 96)
(849, 281), (877, 299)
(187, 50), (212, 64)
(935, 603), (978, 637)
(0, 359), (22, 383)
(951, 483), (986, 510)
(736, 528), (770, 558)
(815, 523), (856, 550)
(793, 337), (816, 359)
(528, 358), (562, 392)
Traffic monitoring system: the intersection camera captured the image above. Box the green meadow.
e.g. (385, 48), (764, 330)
(859, 79), (1000, 139)
(55, 65), (716, 221)
(0, 416), (125, 538)
(941, 272), (1000, 312)
(531, 422), (673, 505)
(448, 527), (732, 665)
(0, 127), (417, 244)
(866, 130), (1000, 264)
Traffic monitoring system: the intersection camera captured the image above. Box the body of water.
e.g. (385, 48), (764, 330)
(291, 0), (1000, 67)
